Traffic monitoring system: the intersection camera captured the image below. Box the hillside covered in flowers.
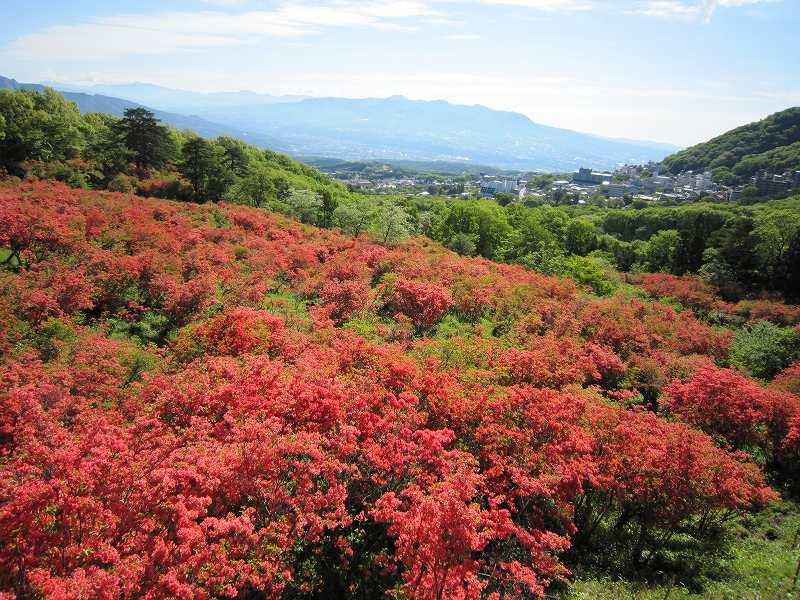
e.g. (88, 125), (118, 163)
(2, 181), (800, 599)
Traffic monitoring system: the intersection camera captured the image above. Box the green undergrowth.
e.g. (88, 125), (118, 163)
(563, 500), (800, 599)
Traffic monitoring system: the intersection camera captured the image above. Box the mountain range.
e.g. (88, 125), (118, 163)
(43, 81), (307, 114)
(4, 76), (681, 171)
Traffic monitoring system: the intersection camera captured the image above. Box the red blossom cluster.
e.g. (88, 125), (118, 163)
(636, 273), (800, 326)
(636, 273), (729, 315)
(663, 365), (800, 454)
(389, 278), (455, 329)
(0, 182), (792, 599)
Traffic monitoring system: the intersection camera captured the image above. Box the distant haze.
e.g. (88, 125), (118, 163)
(1, 1), (797, 146)
(34, 78), (680, 171)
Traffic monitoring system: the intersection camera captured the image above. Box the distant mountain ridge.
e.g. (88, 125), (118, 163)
(42, 79), (680, 172)
(7, 77), (682, 171)
(0, 76), (289, 151)
(44, 81), (308, 114)
(194, 95), (679, 171)
(663, 107), (800, 183)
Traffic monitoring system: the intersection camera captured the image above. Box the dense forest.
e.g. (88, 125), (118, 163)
(2, 87), (800, 597)
(2, 88), (800, 302)
(662, 106), (800, 184)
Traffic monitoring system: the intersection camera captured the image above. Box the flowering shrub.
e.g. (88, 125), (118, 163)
(773, 361), (800, 395)
(636, 273), (726, 314)
(389, 278), (454, 329)
(663, 366), (800, 457)
(0, 181), (788, 598)
(735, 299), (800, 326)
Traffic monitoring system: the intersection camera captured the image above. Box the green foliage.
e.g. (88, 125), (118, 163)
(0, 88), (83, 174)
(435, 199), (511, 260)
(179, 136), (232, 202)
(663, 107), (800, 183)
(227, 164), (277, 207)
(447, 232), (477, 256)
(643, 229), (680, 272)
(556, 254), (619, 296)
(729, 321), (800, 380)
(371, 202), (413, 245)
(333, 198), (376, 237)
(114, 107), (176, 173)
(108, 311), (173, 346)
(285, 188), (323, 225)
(564, 218), (598, 256)
(564, 500), (800, 599)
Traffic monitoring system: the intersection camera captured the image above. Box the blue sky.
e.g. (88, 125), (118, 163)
(1, 0), (798, 145)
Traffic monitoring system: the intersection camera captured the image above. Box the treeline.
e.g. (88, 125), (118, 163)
(386, 196), (800, 302)
(0, 87), (345, 205)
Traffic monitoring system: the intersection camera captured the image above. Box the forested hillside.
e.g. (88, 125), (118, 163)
(2, 180), (800, 598)
(662, 107), (800, 183)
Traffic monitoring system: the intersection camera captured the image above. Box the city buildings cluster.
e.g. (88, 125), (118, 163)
(324, 161), (800, 205)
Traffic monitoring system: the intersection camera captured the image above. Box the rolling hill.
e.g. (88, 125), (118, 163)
(663, 107), (800, 183)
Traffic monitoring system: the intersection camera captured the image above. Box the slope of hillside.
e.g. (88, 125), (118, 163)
(1, 180), (799, 598)
(194, 95), (678, 171)
(663, 107), (800, 182)
(0, 75), (289, 150)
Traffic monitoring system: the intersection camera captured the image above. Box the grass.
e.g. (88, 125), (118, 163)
(562, 500), (800, 599)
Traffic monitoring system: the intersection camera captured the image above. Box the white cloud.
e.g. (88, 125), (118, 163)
(628, 0), (701, 19)
(2, 1), (437, 60)
(629, 0), (775, 22)
(475, 0), (595, 11)
(201, 0), (250, 6)
(447, 33), (481, 39)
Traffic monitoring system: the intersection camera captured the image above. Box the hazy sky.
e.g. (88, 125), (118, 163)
(1, 0), (798, 146)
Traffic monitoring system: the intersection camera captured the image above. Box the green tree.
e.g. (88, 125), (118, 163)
(753, 211), (800, 286)
(320, 189), (338, 228)
(228, 164), (275, 207)
(447, 232), (478, 256)
(372, 203), (412, 245)
(494, 192), (516, 206)
(81, 112), (129, 182)
(436, 200), (511, 260)
(644, 229), (680, 272)
(557, 254), (618, 296)
(565, 218), (598, 256)
(0, 88), (83, 174)
(730, 321), (800, 380)
(216, 136), (250, 177)
(114, 108), (175, 174)
(274, 175), (291, 202)
(285, 189), (323, 224)
(179, 136), (231, 201)
(333, 199), (376, 237)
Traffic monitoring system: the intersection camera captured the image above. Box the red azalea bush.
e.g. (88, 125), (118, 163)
(734, 299), (800, 326)
(389, 278), (454, 329)
(663, 366), (800, 456)
(773, 361), (800, 395)
(0, 181), (788, 599)
(636, 273), (726, 314)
